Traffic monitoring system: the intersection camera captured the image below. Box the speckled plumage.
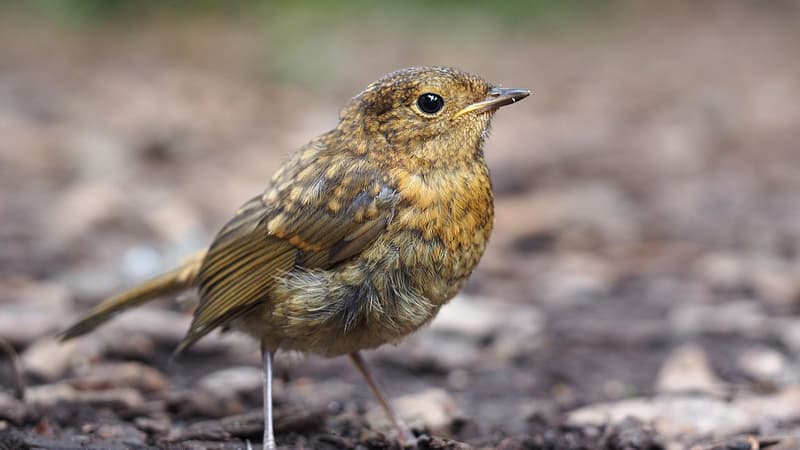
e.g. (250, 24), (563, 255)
(61, 66), (529, 448)
(63, 65), (527, 359)
(184, 67), (500, 357)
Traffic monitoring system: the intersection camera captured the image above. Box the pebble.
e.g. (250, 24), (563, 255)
(430, 295), (505, 338)
(286, 379), (355, 410)
(166, 419), (231, 442)
(405, 333), (482, 370)
(120, 245), (163, 282)
(93, 423), (148, 446)
(431, 295), (543, 340)
(655, 345), (724, 395)
(366, 388), (460, 432)
(569, 386), (800, 441)
(165, 389), (238, 419)
(93, 307), (190, 348)
(50, 183), (125, 242)
(69, 361), (170, 392)
(774, 317), (800, 357)
(21, 337), (81, 381)
(197, 366), (262, 399)
(134, 416), (171, 434)
(694, 253), (800, 310)
(567, 395), (753, 439)
(750, 259), (800, 309)
(0, 279), (72, 345)
(736, 346), (788, 382)
(0, 391), (27, 424)
(26, 382), (145, 410)
(692, 252), (747, 291)
(735, 385), (800, 424)
(668, 300), (767, 338)
(533, 254), (615, 308)
(426, 294), (543, 364)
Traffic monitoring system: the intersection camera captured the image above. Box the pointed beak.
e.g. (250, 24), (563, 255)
(454, 87), (531, 119)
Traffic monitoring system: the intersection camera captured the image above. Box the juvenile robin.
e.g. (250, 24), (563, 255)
(62, 66), (529, 449)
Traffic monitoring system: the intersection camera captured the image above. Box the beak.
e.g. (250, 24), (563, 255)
(454, 87), (531, 119)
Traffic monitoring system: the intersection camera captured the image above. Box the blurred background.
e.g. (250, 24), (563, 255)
(1, 1), (800, 449)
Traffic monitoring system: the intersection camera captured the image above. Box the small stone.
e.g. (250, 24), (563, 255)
(432, 295), (543, 339)
(427, 295), (543, 363)
(79, 388), (147, 411)
(533, 254), (615, 308)
(0, 279), (72, 345)
(0, 392), (27, 424)
(430, 295), (504, 338)
(165, 389), (238, 419)
(567, 395), (753, 438)
(94, 307), (190, 347)
(218, 410), (266, 437)
(286, 379), (354, 410)
(94, 423), (148, 446)
(406, 333), (482, 370)
(143, 201), (204, 245)
(50, 183), (125, 241)
(570, 387), (800, 443)
(166, 420), (230, 442)
(197, 366), (262, 399)
(23, 382), (77, 406)
(134, 416), (171, 434)
(367, 388), (460, 432)
(69, 361), (170, 392)
(668, 300), (767, 338)
(656, 345), (724, 395)
(26, 382), (145, 410)
(693, 252), (747, 291)
(734, 385), (800, 423)
(120, 246), (163, 283)
(21, 337), (81, 381)
(737, 346), (788, 382)
(750, 260), (800, 309)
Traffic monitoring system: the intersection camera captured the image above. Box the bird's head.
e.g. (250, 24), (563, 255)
(338, 66), (530, 165)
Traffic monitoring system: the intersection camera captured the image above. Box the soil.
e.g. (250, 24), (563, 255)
(2, 4), (800, 449)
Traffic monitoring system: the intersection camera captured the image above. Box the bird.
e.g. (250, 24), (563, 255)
(61, 66), (530, 449)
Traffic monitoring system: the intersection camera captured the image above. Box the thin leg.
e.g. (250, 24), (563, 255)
(262, 343), (276, 449)
(349, 351), (415, 445)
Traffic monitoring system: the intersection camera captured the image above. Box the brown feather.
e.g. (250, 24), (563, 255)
(60, 251), (205, 340)
(176, 157), (398, 352)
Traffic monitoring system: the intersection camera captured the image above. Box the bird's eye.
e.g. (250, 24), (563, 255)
(417, 93), (445, 114)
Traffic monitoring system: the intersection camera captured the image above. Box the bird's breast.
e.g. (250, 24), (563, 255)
(388, 163), (494, 301)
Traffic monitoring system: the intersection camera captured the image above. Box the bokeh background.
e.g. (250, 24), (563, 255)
(1, 1), (800, 449)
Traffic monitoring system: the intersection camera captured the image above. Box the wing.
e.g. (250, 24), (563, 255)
(176, 145), (398, 352)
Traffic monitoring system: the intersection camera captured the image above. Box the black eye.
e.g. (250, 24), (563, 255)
(417, 93), (444, 114)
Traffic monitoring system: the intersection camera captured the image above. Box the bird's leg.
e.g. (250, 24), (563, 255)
(262, 342), (276, 450)
(349, 351), (415, 445)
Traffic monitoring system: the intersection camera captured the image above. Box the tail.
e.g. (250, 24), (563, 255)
(61, 251), (206, 340)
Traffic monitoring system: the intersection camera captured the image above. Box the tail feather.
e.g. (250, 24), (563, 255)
(61, 251), (205, 340)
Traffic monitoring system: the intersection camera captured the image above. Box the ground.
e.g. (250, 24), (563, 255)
(1, 3), (800, 449)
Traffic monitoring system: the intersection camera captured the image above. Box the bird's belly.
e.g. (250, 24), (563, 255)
(253, 258), (443, 356)
(250, 212), (490, 356)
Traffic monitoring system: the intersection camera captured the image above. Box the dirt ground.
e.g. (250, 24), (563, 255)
(2, 3), (800, 449)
